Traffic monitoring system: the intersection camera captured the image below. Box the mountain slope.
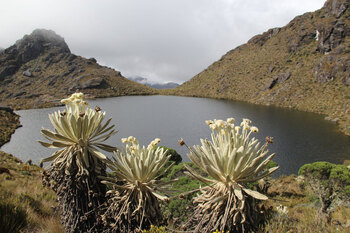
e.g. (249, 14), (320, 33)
(175, 0), (350, 135)
(0, 29), (155, 109)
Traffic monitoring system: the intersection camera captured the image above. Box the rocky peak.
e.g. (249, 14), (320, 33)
(15, 29), (70, 53)
(0, 29), (70, 81)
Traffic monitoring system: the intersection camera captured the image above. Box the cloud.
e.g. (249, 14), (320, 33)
(0, 0), (325, 83)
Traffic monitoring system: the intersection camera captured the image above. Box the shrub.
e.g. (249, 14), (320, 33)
(157, 146), (182, 164)
(298, 162), (350, 222)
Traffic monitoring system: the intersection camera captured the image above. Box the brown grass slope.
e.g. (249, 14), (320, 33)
(174, 0), (350, 135)
(0, 29), (156, 110)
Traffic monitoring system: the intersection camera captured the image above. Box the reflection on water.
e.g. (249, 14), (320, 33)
(2, 95), (349, 175)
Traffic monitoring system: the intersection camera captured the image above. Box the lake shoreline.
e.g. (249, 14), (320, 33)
(6, 92), (348, 137)
(162, 92), (350, 137)
(2, 95), (349, 175)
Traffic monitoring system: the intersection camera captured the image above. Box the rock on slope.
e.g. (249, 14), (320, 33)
(0, 29), (154, 109)
(176, 0), (350, 135)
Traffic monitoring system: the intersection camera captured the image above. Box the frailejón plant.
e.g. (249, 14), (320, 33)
(181, 118), (278, 232)
(39, 92), (117, 233)
(101, 136), (175, 232)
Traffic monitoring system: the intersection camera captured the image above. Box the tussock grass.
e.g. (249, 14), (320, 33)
(0, 151), (62, 233)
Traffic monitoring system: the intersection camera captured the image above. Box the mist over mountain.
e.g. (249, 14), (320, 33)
(128, 76), (179, 89)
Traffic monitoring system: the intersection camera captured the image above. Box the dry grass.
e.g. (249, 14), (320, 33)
(259, 175), (350, 233)
(0, 151), (63, 233)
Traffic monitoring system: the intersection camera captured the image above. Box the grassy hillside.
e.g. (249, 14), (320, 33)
(173, 0), (350, 135)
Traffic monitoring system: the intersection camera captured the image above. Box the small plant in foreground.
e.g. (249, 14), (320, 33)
(39, 92), (117, 233)
(180, 118), (278, 232)
(101, 137), (175, 232)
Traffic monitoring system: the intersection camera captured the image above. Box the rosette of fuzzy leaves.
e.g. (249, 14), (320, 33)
(182, 118), (278, 232)
(39, 93), (117, 233)
(101, 137), (175, 232)
(39, 92), (117, 175)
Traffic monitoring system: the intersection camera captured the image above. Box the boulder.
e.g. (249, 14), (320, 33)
(81, 77), (105, 89)
(89, 57), (97, 63)
(22, 69), (32, 77)
(266, 70), (291, 89)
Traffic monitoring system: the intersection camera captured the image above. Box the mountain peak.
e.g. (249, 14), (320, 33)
(15, 29), (70, 54)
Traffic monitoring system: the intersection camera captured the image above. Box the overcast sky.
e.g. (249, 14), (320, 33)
(1, 0), (325, 84)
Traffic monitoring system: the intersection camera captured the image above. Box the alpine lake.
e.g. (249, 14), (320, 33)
(2, 95), (349, 176)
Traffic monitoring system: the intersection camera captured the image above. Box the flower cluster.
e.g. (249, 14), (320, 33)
(60, 92), (90, 117)
(205, 117), (259, 134)
(61, 92), (88, 105)
(39, 92), (117, 175)
(147, 138), (161, 150)
(121, 136), (161, 154)
(121, 136), (137, 144)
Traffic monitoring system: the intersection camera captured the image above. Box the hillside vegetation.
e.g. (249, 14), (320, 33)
(0, 108), (20, 146)
(173, 0), (350, 135)
(0, 29), (155, 110)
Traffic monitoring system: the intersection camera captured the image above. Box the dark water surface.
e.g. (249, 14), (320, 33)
(2, 95), (349, 175)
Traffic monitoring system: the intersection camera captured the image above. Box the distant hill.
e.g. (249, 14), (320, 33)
(0, 29), (155, 109)
(128, 76), (179, 89)
(175, 0), (350, 135)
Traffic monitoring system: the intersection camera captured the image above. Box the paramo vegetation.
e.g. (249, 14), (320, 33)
(0, 93), (349, 232)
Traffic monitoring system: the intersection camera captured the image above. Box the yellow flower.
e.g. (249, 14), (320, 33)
(60, 98), (70, 104)
(209, 124), (217, 130)
(227, 117), (235, 124)
(121, 138), (128, 143)
(205, 120), (214, 125)
(215, 119), (225, 128)
(250, 126), (259, 133)
(154, 138), (161, 144)
(128, 136), (136, 142)
(76, 92), (84, 99)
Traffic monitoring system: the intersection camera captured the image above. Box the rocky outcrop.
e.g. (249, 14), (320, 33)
(324, 0), (349, 18)
(314, 55), (350, 83)
(248, 28), (281, 46)
(266, 70), (291, 89)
